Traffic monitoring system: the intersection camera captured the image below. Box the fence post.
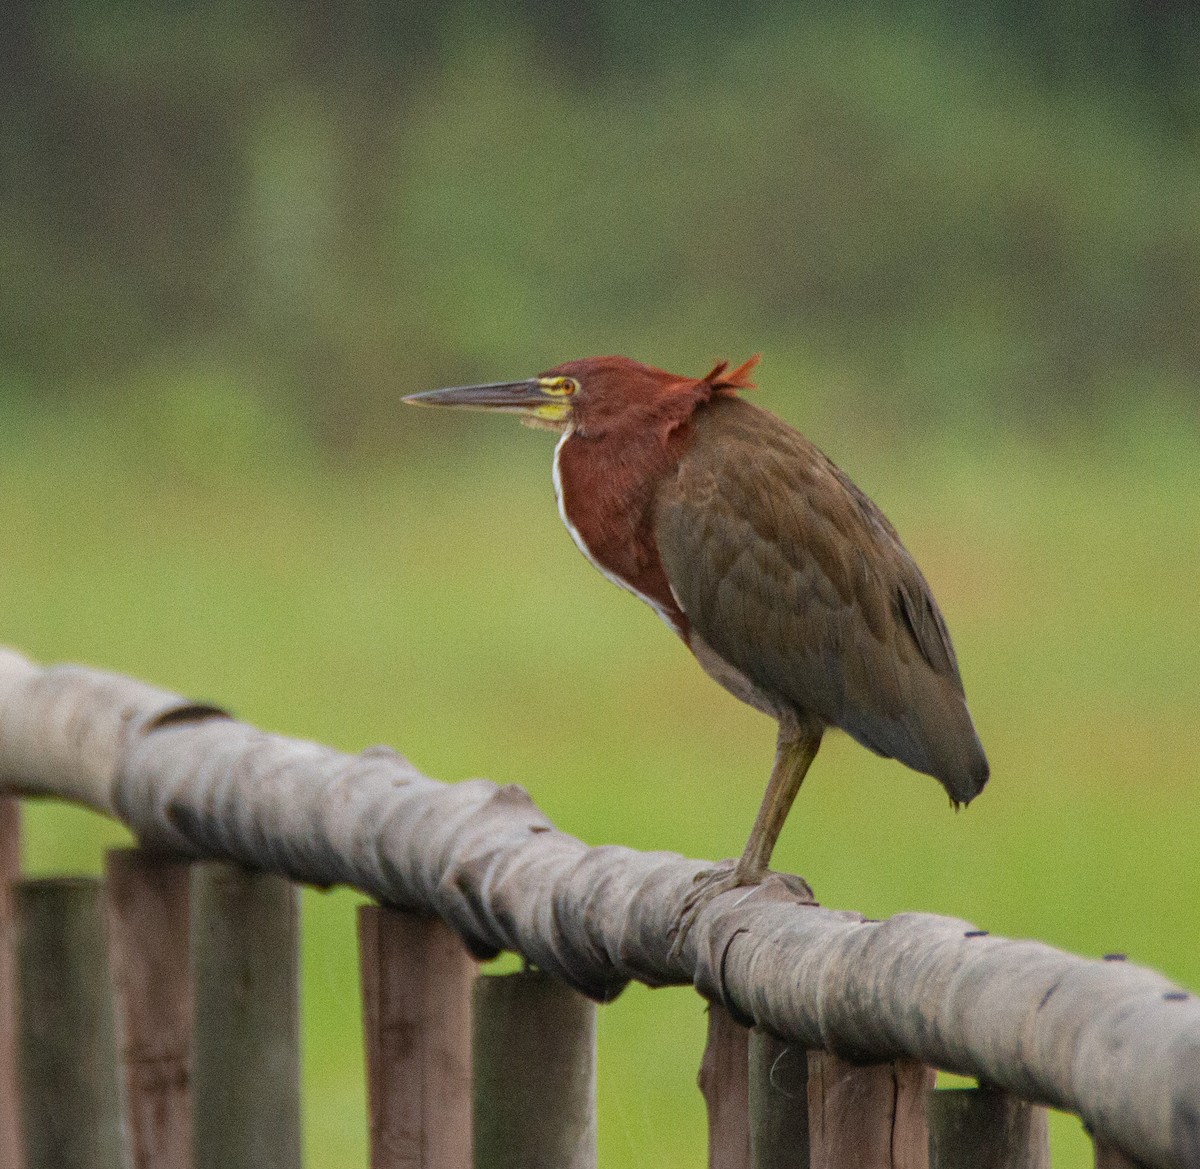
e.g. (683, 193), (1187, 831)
(473, 967), (596, 1169)
(1094, 1141), (1150, 1169)
(808, 1052), (934, 1169)
(106, 849), (194, 1169)
(0, 796), (23, 1168)
(358, 905), (474, 1169)
(748, 1030), (808, 1169)
(17, 876), (128, 1169)
(190, 862), (300, 1169)
(928, 1087), (1049, 1169)
(699, 1004), (750, 1169)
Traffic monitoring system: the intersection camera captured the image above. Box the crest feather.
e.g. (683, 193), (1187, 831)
(701, 354), (761, 392)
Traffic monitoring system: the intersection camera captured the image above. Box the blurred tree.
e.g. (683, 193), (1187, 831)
(0, 0), (1196, 448)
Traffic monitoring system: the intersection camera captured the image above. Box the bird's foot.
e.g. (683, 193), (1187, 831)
(668, 863), (815, 962)
(668, 861), (755, 960)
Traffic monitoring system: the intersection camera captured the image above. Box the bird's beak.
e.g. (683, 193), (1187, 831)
(402, 377), (573, 423)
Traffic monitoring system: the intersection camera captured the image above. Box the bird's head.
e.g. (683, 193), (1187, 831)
(403, 355), (760, 437)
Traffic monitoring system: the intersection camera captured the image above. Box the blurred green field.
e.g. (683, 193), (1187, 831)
(2, 385), (1195, 1167)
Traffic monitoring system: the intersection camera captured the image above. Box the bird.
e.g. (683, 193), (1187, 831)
(404, 355), (988, 935)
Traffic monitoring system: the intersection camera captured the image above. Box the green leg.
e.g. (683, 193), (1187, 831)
(733, 726), (822, 882)
(670, 724), (821, 958)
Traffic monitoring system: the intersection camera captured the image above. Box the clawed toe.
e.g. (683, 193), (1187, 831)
(669, 861), (754, 960)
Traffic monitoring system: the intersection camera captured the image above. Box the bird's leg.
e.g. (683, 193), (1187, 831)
(670, 724), (822, 957)
(731, 725), (822, 882)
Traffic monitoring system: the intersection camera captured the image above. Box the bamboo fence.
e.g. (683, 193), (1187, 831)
(0, 647), (1194, 1168)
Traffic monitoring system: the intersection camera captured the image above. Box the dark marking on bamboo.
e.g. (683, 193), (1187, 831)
(143, 705), (231, 733)
(0, 797), (23, 1168)
(473, 968), (596, 1169)
(106, 849), (194, 1169)
(749, 1029), (809, 1169)
(190, 862), (300, 1169)
(928, 1087), (1049, 1168)
(699, 1004), (751, 1169)
(808, 1052), (935, 1169)
(358, 906), (474, 1169)
(17, 876), (126, 1169)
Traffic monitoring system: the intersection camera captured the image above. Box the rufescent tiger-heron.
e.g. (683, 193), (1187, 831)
(404, 355), (988, 937)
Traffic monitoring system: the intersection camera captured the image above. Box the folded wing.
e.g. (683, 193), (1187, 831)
(654, 397), (989, 803)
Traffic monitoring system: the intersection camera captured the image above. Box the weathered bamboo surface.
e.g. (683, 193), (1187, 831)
(0, 648), (1196, 1169)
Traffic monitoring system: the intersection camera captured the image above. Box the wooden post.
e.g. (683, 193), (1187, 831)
(0, 797), (23, 1168)
(358, 905), (474, 1169)
(16, 876), (127, 1169)
(190, 862), (300, 1169)
(808, 1052), (935, 1169)
(106, 849), (194, 1169)
(699, 1004), (750, 1169)
(1094, 1141), (1149, 1169)
(473, 968), (596, 1169)
(749, 1029), (809, 1169)
(928, 1087), (1049, 1169)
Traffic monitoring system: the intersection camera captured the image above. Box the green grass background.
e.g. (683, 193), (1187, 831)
(3, 387), (1195, 1167)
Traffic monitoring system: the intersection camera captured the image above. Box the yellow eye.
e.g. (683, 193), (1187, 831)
(542, 377), (579, 397)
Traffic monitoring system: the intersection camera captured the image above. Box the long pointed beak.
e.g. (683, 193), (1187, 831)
(402, 379), (560, 413)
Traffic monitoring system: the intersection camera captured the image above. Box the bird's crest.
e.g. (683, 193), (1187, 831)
(701, 354), (761, 393)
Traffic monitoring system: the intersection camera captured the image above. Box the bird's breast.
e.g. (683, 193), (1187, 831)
(552, 428), (689, 637)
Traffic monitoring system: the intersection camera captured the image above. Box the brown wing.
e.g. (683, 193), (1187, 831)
(654, 396), (989, 803)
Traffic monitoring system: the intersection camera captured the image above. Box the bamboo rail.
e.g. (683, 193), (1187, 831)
(0, 647), (1196, 1168)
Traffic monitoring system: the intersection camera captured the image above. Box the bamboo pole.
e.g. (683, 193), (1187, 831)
(0, 796), (22, 1168)
(928, 1087), (1049, 1168)
(16, 876), (127, 1169)
(807, 1053), (935, 1169)
(473, 968), (596, 1169)
(748, 1030), (808, 1169)
(190, 862), (300, 1169)
(358, 905), (474, 1169)
(699, 1004), (751, 1169)
(106, 849), (193, 1169)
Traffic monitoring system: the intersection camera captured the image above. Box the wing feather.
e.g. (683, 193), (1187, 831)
(654, 397), (988, 801)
